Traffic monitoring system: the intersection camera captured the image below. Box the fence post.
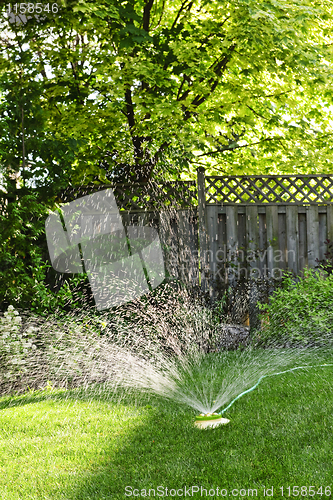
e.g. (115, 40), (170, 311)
(197, 167), (207, 291)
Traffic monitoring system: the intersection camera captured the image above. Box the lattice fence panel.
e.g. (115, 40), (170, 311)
(205, 176), (333, 204)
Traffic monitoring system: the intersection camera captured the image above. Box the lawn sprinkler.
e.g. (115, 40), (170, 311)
(193, 364), (333, 430)
(194, 413), (230, 429)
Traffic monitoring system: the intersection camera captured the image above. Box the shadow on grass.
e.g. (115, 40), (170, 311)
(2, 384), (235, 499)
(62, 394), (231, 500)
(0, 385), (109, 411)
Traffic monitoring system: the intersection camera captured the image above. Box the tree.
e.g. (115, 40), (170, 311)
(0, 15), (82, 310)
(0, 0), (332, 190)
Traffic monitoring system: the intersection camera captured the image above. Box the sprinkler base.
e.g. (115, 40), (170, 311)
(195, 417), (230, 429)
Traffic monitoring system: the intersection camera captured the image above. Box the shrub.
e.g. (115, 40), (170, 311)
(0, 305), (110, 394)
(0, 192), (95, 316)
(0, 193), (50, 311)
(255, 268), (333, 347)
(0, 305), (37, 382)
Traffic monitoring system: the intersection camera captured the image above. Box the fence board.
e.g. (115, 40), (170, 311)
(258, 213), (267, 277)
(187, 212), (199, 285)
(246, 206), (260, 330)
(226, 206), (238, 284)
(298, 213), (307, 272)
(158, 211), (179, 280)
(319, 212), (327, 264)
(238, 212), (247, 279)
(206, 205), (219, 293)
(246, 206), (259, 279)
(278, 213), (287, 273)
(327, 205), (333, 245)
(217, 213), (227, 284)
(178, 210), (192, 285)
(306, 205), (319, 269)
(197, 168), (207, 290)
(286, 206), (298, 274)
(157, 211), (170, 278)
(266, 206), (279, 279)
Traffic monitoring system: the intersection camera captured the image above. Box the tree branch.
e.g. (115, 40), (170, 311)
(196, 137), (279, 157)
(151, 0), (165, 30)
(36, 50), (47, 79)
(314, 131), (333, 142)
(171, 0), (193, 30)
(176, 74), (192, 101)
(125, 87), (136, 130)
(143, 0), (155, 33)
(246, 104), (269, 120)
(188, 45), (236, 111)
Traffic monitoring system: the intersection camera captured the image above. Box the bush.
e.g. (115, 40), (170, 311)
(0, 191), (96, 316)
(0, 304), (112, 394)
(255, 268), (333, 347)
(0, 305), (37, 382)
(0, 192), (50, 309)
(0, 289), (226, 396)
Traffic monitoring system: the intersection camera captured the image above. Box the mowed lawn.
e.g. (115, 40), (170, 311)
(0, 354), (333, 500)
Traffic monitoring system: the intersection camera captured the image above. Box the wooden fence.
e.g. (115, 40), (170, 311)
(201, 170), (333, 291)
(59, 169), (333, 302)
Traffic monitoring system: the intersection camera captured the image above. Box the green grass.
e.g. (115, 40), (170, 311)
(1, 352), (333, 499)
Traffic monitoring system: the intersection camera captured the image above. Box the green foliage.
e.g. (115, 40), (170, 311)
(29, 273), (96, 316)
(0, 192), (50, 310)
(212, 293), (229, 325)
(0, 0), (332, 318)
(0, 42), (76, 196)
(0, 306), (37, 382)
(0, 0), (332, 189)
(256, 268), (333, 346)
(0, 191), (94, 314)
(0, 305), (109, 391)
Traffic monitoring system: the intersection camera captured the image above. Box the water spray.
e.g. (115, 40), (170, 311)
(195, 363), (333, 429)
